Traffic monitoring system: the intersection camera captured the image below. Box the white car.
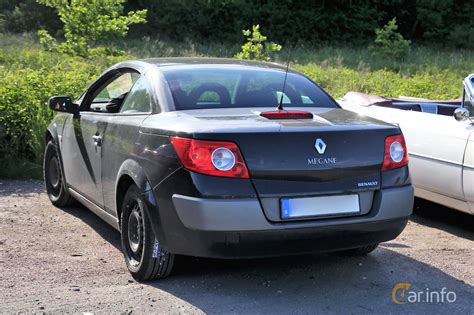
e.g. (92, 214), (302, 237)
(339, 74), (474, 215)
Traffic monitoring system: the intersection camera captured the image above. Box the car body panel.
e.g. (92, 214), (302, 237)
(463, 133), (474, 212)
(141, 107), (400, 202)
(171, 185), (413, 232)
(46, 58), (414, 258)
(140, 107), (396, 135)
(340, 91), (474, 214)
(101, 114), (150, 214)
(61, 113), (106, 206)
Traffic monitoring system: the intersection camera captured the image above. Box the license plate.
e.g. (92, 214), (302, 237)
(281, 194), (360, 219)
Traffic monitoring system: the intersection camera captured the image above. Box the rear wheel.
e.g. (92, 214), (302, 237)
(334, 244), (379, 256)
(121, 184), (175, 281)
(44, 141), (75, 207)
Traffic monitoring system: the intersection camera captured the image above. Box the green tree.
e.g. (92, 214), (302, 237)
(36, 0), (147, 57)
(235, 24), (281, 61)
(372, 18), (411, 59)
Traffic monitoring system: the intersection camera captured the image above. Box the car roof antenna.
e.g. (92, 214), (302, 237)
(276, 46), (292, 111)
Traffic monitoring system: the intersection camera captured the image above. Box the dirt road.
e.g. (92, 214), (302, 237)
(1, 180), (473, 314)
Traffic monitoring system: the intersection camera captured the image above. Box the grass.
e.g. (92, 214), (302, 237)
(118, 37), (473, 98)
(1, 33), (473, 179)
(290, 46), (472, 99)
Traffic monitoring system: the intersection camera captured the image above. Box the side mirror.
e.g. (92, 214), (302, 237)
(105, 102), (120, 113)
(105, 94), (126, 113)
(454, 107), (471, 122)
(48, 96), (78, 114)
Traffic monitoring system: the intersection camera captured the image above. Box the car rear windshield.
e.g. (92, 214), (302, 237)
(162, 66), (339, 110)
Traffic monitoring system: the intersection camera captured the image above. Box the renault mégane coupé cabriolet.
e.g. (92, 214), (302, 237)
(44, 58), (414, 280)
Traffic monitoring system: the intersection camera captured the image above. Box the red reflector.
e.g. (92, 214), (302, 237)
(260, 110), (313, 119)
(170, 137), (250, 179)
(382, 134), (409, 171)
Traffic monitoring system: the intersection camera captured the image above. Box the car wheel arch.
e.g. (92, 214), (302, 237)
(45, 130), (54, 144)
(115, 174), (135, 225)
(115, 160), (167, 247)
(115, 160), (151, 220)
(45, 123), (61, 145)
(44, 128), (69, 186)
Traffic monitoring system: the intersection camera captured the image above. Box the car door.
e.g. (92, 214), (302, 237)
(399, 111), (471, 201)
(461, 89), (474, 214)
(464, 132), (474, 214)
(61, 71), (139, 207)
(100, 75), (155, 216)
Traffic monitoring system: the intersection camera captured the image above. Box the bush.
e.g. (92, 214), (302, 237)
(295, 64), (461, 100)
(36, 0), (147, 57)
(235, 25), (281, 61)
(0, 35), (127, 178)
(447, 24), (474, 49)
(371, 18), (411, 60)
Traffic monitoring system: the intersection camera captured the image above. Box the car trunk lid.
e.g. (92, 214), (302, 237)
(142, 107), (400, 220)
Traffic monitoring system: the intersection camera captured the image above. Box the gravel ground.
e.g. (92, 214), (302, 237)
(0, 180), (473, 314)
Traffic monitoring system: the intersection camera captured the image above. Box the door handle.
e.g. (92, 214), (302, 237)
(92, 135), (102, 146)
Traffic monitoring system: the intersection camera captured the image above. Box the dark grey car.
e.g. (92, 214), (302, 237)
(44, 58), (414, 281)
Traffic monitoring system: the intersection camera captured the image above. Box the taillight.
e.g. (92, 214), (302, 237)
(382, 134), (408, 171)
(260, 110), (313, 119)
(170, 137), (250, 178)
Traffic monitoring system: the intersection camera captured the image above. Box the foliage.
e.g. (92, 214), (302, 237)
(124, 0), (380, 45)
(0, 0), (61, 34)
(295, 64), (462, 101)
(2, 0), (473, 48)
(417, 0), (474, 48)
(0, 34), (472, 179)
(35, 0), (147, 57)
(371, 18), (411, 60)
(0, 34), (128, 178)
(235, 25), (281, 61)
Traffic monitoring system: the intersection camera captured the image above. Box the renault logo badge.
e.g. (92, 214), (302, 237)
(315, 138), (326, 154)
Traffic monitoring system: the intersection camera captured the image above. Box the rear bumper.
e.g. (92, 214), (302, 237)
(163, 185), (413, 258)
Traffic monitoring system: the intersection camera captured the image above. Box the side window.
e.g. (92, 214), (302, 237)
(120, 76), (153, 114)
(90, 72), (139, 112)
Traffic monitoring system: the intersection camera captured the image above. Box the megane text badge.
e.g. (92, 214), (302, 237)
(315, 138), (326, 154)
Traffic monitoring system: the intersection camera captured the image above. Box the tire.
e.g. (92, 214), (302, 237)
(120, 184), (175, 281)
(334, 244), (379, 256)
(44, 141), (75, 207)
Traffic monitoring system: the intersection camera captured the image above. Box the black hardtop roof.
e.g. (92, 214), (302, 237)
(114, 57), (292, 73)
